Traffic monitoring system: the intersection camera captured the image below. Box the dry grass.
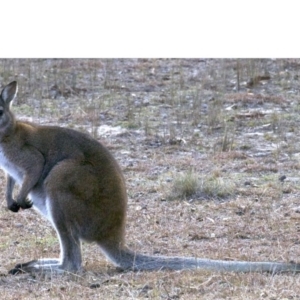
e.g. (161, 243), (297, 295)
(170, 171), (235, 200)
(0, 59), (300, 299)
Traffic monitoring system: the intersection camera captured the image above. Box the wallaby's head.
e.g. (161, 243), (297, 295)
(0, 81), (18, 133)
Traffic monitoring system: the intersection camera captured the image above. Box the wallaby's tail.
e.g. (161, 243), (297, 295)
(101, 246), (300, 273)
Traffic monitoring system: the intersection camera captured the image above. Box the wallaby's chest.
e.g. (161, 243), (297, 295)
(0, 146), (23, 183)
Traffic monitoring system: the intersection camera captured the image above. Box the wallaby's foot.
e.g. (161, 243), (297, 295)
(9, 263), (27, 275)
(16, 197), (33, 210)
(9, 259), (58, 275)
(9, 259), (80, 275)
(8, 202), (21, 213)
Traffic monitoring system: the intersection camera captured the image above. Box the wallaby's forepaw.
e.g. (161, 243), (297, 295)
(8, 202), (21, 213)
(17, 197), (33, 210)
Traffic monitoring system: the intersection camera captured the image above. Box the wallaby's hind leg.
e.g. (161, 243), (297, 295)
(9, 221), (82, 274)
(9, 196), (83, 275)
(9, 232), (82, 274)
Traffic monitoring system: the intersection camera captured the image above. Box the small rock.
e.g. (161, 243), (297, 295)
(139, 284), (153, 294)
(235, 210), (245, 216)
(293, 207), (300, 214)
(0, 266), (8, 276)
(279, 175), (286, 182)
(90, 283), (101, 289)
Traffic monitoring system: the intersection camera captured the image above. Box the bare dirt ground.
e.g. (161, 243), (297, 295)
(0, 59), (300, 299)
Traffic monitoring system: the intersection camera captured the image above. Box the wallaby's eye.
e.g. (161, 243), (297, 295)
(0, 109), (3, 117)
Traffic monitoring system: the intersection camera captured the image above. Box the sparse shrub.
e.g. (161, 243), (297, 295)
(170, 171), (235, 200)
(171, 171), (200, 199)
(206, 98), (223, 130)
(200, 176), (235, 199)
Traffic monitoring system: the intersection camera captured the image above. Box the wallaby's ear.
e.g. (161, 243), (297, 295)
(1, 81), (18, 104)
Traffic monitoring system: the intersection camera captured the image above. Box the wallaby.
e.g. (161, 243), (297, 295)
(0, 81), (299, 275)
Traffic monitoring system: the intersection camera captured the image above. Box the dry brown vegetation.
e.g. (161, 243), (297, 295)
(1, 59), (300, 299)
